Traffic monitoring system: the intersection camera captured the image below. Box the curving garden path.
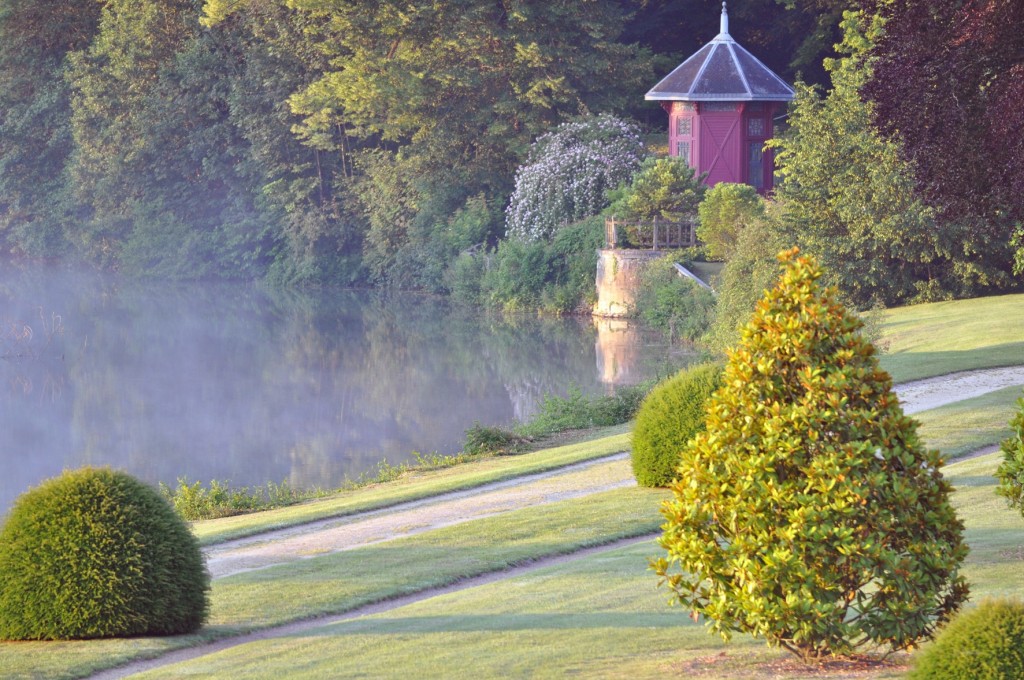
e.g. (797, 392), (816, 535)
(88, 366), (1024, 679)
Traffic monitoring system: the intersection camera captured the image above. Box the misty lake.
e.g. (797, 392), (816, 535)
(0, 261), (692, 514)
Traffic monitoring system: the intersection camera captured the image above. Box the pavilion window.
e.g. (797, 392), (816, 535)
(748, 142), (764, 190)
(677, 141), (692, 164)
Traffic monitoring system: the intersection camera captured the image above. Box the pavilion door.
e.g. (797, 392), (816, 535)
(699, 112), (742, 186)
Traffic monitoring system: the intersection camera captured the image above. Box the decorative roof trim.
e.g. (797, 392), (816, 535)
(715, 2), (733, 42)
(727, 42), (753, 96)
(644, 1), (795, 103)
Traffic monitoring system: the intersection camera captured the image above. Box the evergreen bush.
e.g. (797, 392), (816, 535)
(696, 182), (765, 261)
(630, 362), (722, 488)
(0, 467), (210, 640)
(995, 393), (1024, 517)
(654, 249), (969, 662)
(909, 599), (1024, 680)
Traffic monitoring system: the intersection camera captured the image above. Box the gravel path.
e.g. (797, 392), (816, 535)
(896, 365), (1024, 415)
(86, 365), (1024, 679)
(207, 454), (633, 578)
(207, 364), (1024, 579)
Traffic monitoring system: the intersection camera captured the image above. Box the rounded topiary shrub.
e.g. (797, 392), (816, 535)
(0, 467), (210, 640)
(909, 599), (1024, 679)
(631, 362), (722, 487)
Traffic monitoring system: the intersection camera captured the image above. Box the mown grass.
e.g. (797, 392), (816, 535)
(1, 483), (666, 679)
(915, 385), (1020, 459)
(128, 453), (1022, 680)
(877, 292), (1024, 383)
(192, 424), (630, 546)
(185, 293), (1024, 543)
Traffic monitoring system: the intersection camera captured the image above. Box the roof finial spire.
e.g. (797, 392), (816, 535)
(720, 1), (730, 36)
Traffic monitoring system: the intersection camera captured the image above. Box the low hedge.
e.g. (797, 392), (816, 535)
(909, 599), (1024, 680)
(0, 467), (210, 640)
(630, 362), (722, 487)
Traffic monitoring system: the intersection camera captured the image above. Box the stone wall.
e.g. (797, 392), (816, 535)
(592, 248), (664, 318)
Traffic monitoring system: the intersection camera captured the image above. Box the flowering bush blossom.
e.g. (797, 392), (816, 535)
(505, 114), (644, 242)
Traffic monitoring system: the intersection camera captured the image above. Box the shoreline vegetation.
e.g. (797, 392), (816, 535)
(160, 382), (654, 524)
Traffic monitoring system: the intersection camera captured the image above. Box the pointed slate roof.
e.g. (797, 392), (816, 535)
(645, 3), (795, 102)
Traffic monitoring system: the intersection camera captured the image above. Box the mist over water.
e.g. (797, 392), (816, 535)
(0, 261), (689, 515)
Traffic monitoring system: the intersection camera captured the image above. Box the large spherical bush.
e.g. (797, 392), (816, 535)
(0, 467), (209, 640)
(631, 362), (722, 487)
(909, 599), (1024, 679)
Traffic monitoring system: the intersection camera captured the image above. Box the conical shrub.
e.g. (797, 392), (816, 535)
(654, 249), (968, 662)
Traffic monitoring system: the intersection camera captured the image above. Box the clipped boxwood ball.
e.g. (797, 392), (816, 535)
(0, 467), (210, 640)
(909, 599), (1024, 680)
(631, 362), (722, 487)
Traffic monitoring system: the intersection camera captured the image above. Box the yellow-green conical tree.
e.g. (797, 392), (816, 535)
(654, 248), (968, 662)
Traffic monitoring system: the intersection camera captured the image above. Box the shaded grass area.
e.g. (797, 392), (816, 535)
(1, 483), (666, 679)
(915, 385), (1020, 459)
(878, 293), (1024, 383)
(192, 425), (630, 546)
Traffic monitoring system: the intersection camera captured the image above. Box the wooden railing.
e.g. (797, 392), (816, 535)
(604, 216), (697, 250)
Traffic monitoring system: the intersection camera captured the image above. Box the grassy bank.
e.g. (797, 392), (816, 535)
(915, 385), (1021, 459)
(877, 292), (1024, 383)
(193, 425), (630, 545)
(5, 389), (1020, 680)
(3, 292), (1024, 679)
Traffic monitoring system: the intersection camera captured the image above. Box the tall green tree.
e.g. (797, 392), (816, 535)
(0, 0), (100, 256)
(66, 0), (200, 266)
(284, 0), (654, 285)
(66, 0), (353, 279)
(771, 11), (968, 307)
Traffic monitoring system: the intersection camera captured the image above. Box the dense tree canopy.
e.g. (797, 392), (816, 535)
(771, 11), (1009, 307)
(0, 0), (100, 255)
(0, 0), (895, 297)
(286, 0), (654, 285)
(865, 0), (1024, 235)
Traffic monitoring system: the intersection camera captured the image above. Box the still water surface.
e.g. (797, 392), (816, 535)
(0, 262), (690, 514)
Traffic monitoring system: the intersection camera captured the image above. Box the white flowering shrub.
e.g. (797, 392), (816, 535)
(505, 114), (644, 242)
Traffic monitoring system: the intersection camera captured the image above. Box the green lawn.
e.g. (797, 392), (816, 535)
(129, 453), (1022, 680)
(1, 483), (667, 679)
(877, 292), (1024, 383)
(915, 385), (1020, 459)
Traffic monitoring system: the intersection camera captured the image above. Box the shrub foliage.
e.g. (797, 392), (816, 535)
(0, 467), (210, 640)
(505, 114), (643, 243)
(654, 249), (969, 662)
(634, 253), (717, 344)
(995, 393), (1024, 516)
(696, 182), (765, 261)
(631, 362), (722, 488)
(909, 599), (1024, 680)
